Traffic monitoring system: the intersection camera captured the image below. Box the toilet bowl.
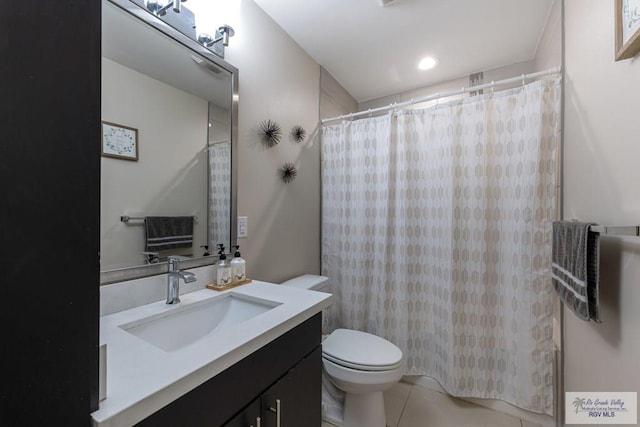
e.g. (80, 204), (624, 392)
(281, 275), (404, 427)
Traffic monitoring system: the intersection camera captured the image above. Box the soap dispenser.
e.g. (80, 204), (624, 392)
(230, 245), (246, 284)
(214, 244), (232, 287)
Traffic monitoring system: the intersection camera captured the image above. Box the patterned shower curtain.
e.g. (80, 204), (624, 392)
(321, 78), (561, 415)
(208, 141), (231, 251)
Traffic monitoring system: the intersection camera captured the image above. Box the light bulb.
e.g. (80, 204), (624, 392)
(418, 57), (439, 71)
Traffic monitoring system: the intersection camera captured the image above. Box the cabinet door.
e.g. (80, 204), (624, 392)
(224, 399), (262, 427)
(261, 347), (321, 427)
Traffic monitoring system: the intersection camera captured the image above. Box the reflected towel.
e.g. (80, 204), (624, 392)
(145, 216), (194, 252)
(551, 220), (601, 322)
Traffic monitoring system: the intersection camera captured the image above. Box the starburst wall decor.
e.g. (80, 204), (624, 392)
(290, 125), (306, 143)
(258, 119), (282, 148)
(279, 162), (298, 183)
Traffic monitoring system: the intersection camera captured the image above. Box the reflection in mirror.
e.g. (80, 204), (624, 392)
(101, 0), (237, 281)
(130, 0), (238, 59)
(207, 106), (231, 252)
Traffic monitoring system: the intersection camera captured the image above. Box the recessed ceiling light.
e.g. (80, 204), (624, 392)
(418, 56), (439, 71)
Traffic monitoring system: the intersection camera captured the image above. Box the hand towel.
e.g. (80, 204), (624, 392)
(551, 220), (601, 322)
(144, 216), (194, 252)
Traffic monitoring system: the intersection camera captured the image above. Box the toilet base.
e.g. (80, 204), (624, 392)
(322, 372), (345, 425)
(343, 391), (386, 427)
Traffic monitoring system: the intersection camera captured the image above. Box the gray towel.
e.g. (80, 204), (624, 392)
(551, 221), (601, 322)
(145, 216), (194, 252)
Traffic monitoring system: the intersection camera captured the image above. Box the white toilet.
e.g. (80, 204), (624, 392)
(281, 275), (404, 427)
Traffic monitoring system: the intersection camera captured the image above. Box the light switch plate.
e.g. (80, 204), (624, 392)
(238, 216), (248, 238)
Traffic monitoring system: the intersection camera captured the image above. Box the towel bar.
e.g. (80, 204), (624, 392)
(589, 225), (640, 236)
(120, 215), (198, 224)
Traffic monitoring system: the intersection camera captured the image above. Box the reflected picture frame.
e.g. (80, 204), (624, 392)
(615, 0), (640, 60)
(101, 121), (139, 161)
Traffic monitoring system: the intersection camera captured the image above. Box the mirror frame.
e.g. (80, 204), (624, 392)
(100, 0), (238, 285)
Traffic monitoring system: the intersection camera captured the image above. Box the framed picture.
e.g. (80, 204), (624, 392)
(615, 0), (640, 60)
(101, 121), (139, 161)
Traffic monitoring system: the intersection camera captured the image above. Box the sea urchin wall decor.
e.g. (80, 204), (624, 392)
(279, 162), (298, 183)
(291, 125), (306, 143)
(258, 119), (282, 148)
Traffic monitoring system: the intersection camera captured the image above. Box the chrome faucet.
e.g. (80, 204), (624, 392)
(166, 256), (197, 304)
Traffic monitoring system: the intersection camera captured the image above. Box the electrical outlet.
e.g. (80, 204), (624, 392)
(238, 216), (248, 238)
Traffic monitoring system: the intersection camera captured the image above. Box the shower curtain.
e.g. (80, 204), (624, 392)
(208, 141), (231, 250)
(321, 78), (561, 415)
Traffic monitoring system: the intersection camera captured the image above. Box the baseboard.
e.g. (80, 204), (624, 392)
(402, 375), (555, 427)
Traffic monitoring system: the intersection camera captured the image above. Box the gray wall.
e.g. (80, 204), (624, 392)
(224, 0), (321, 283)
(563, 0), (640, 423)
(534, 0), (562, 73)
(320, 66), (358, 120)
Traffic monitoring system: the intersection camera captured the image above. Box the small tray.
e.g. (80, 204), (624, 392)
(206, 279), (252, 291)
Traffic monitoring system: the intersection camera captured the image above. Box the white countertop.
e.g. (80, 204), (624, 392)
(91, 281), (332, 427)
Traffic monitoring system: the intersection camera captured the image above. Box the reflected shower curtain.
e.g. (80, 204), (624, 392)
(321, 78), (561, 414)
(208, 141), (231, 250)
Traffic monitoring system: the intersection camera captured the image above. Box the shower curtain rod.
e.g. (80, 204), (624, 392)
(320, 66), (562, 125)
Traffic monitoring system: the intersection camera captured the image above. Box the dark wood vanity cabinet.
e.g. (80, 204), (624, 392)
(223, 399), (262, 427)
(136, 313), (322, 427)
(225, 347), (321, 427)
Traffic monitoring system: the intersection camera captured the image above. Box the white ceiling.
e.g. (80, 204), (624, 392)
(253, 0), (555, 102)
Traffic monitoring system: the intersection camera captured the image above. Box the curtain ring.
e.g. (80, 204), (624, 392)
(521, 74), (526, 86)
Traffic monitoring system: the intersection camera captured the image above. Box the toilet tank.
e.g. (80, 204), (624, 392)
(281, 274), (329, 291)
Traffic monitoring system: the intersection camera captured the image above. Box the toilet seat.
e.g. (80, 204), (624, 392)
(323, 352), (402, 371)
(322, 329), (403, 371)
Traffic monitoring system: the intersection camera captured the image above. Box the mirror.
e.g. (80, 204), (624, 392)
(100, 0), (237, 283)
(128, 0), (236, 59)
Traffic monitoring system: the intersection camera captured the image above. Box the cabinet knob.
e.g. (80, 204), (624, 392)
(268, 399), (281, 427)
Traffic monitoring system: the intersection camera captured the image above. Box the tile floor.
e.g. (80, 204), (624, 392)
(321, 382), (549, 427)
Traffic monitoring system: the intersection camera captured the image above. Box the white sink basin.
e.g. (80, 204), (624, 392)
(119, 292), (282, 352)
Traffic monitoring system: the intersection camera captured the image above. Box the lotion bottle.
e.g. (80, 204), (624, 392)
(215, 244), (232, 287)
(230, 245), (246, 284)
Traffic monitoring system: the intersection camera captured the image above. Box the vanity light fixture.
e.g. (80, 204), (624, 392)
(143, 0), (236, 56)
(418, 56), (439, 71)
(197, 25), (235, 49)
(144, 0), (186, 17)
(172, 0), (238, 57)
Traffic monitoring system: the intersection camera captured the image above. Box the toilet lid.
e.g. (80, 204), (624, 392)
(322, 329), (403, 371)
